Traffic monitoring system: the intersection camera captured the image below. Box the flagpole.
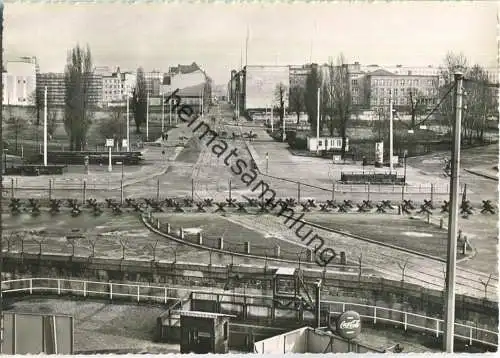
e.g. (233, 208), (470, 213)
(146, 92), (150, 141)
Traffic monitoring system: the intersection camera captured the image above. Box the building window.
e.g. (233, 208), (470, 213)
(394, 88), (398, 97)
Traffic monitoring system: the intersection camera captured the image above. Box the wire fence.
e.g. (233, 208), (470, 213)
(1, 176), (474, 206)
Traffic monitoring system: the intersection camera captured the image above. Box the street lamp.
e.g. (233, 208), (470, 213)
(3, 149), (8, 174)
(403, 150), (408, 185)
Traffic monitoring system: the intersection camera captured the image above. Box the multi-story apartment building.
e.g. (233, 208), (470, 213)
(101, 67), (123, 104)
(37, 72), (102, 107)
(364, 68), (438, 110)
(144, 70), (163, 96)
(37, 72), (65, 107)
(161, 63), (208, 95)
(2, 57), (39, 106)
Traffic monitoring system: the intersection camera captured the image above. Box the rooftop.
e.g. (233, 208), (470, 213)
(174, 310), (236, 319)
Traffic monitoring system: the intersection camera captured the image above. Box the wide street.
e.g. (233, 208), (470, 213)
(2, 101), (498, 301)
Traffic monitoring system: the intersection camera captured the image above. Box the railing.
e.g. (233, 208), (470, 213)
(0, 277), (497, 349)
(323, 300), (498, 349)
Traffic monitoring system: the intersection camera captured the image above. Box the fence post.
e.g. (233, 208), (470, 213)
(332, 182), (335, 201)
(48, 179), (52, 200)
(373, 306), (377, 324)
(191, 178), (194, 202)
(404, 312), (408, 331)
(83, 281), (87, 297)
(367, 183), (370, 201)
(120, 180), (124, 205)
(297, 182), (301, 203)
(57, 279), (61, 295)
(401, 185), (404, 201)
(229, 179), (232, 201)
(469, 327), (473, 345)
(83, 180), (87, 203)
(156, 178), (160, 201)
(245, 241), (251, 254)
(435, 319), (439, 337)
(109, 282), (113, 300)
(137, 285), (140, 302)
(430, 183), (434, 203)
(164, 287), (168, 304)
(29, 278), (33, 294)
(11, 178), (14, 198)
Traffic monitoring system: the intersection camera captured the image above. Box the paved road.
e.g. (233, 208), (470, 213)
(183, 101), (498, 301)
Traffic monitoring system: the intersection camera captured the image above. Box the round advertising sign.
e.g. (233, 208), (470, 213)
(336, 310), (362, 340)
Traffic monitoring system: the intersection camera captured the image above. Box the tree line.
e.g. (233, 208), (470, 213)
(274, 51), (498, 159)
(21, 44), (150, 152)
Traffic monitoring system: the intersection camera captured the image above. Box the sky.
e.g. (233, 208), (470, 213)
(3, 1), (498, 86)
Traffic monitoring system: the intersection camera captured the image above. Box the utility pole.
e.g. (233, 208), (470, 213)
(146, 92), (149, 141)
(161, 93), (165, 132)
(43, 86), (48, 166)
(389, 89), (393, 174)
(169, 97), (172, 127)
(316, 87), (320, 155)
(443, 72), (463, 353)
(282, 102), (286, 142)
(270, 104), (274, 132)
(126, 94), (130, 151)
(0, 3), (5, 351)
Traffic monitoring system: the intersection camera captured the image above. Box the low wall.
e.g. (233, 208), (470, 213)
(0, 252), (497, 330)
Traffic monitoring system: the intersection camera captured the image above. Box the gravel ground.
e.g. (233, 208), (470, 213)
(6, 298), (179, 353)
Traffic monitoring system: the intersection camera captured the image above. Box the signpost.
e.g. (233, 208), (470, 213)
(106, 138), (114, 172)
(336, 310), (362, 353)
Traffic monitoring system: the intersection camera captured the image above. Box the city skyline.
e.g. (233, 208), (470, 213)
(3, 1), (498, 85)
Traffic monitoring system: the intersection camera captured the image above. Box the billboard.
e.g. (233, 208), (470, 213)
(1, 312), (74, 354)
(244, 66), (289, 110)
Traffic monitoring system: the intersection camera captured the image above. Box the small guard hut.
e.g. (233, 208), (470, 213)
(177, 310), (235, 354)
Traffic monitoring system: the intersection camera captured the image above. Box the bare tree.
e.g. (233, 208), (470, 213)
(479, 273), (493, 299)
(463, 65), (497, 144)
(274, 82), (287, 128)
(146, 239), (159, 262)
(6, 116), (27, 155)
(119, 238), (128, 260)
(357, 252), (363, 281)
(406, 88), (430, 129)
(66, 237), (76, 256)
(99, 106), (125, 145)
(47, 110), (58, 139)
(64, 44), (94, 151)
(305, 65), (322, 134)
(398, 259), (410, 282)
(438, 52), (469, 138)
(88, 238), (97, 257)
(330, 54), (352, 159)
(289, 85), (305, 124)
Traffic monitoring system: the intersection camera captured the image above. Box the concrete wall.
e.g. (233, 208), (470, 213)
(1, 252), (497, 330)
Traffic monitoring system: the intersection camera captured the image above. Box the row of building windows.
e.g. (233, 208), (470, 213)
(372, 78), (436, 87)
(373, 87), (436, 96)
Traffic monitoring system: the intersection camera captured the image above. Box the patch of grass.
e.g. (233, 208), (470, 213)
(306, 214), (448, 258)
(157, 213), (308, 259)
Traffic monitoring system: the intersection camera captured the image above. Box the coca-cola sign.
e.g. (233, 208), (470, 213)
(336, 310), (362, 340)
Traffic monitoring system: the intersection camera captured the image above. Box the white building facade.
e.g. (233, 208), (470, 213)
(2, 58), (38, 106)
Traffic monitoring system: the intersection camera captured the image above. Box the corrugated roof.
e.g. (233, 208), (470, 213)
(175, 310), (236, 319)
(367, 69), (395, 76)
(168, 83), (205, 97)
(275, 267), (296, 276)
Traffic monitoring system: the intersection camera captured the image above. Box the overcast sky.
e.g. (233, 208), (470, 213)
(3, 1), (498, 85)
